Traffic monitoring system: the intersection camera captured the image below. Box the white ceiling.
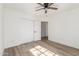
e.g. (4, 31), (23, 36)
(4, 3), (79, 20)
(4, 3), (79, 12)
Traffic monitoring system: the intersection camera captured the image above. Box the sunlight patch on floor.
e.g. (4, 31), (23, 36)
(29, 45), (59, 56)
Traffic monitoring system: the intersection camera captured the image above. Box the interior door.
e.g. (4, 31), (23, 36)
(33, 21), (41, 41)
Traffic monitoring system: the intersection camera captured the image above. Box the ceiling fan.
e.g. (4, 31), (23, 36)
(36, 3), (58, 14)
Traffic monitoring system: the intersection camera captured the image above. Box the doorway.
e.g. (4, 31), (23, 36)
(41, 22), (48, 41)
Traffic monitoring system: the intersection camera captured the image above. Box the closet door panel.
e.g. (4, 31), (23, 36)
(16, 19), (34, 44)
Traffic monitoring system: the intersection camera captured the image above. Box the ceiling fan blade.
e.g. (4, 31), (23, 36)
(48, 3), (54, 6)
(36, 6), (43, 8)
(37, 3), (44, 6)
(48, 7), (58, 10)
(36, 8), (44, 11)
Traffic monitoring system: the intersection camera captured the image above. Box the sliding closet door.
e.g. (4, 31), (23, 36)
(4, 18), (34, 48)
(16, 19), (34, 44)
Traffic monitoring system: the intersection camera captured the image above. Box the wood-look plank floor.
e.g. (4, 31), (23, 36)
(3, 40), (79, 56)
(42, 40), (79, 56)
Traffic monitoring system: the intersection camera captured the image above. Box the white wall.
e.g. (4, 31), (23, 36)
(3, 6), (39, 48)
(0, 4), (4, 56)
(49, 8), (79, 49)
(46, 22), (48, 37)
